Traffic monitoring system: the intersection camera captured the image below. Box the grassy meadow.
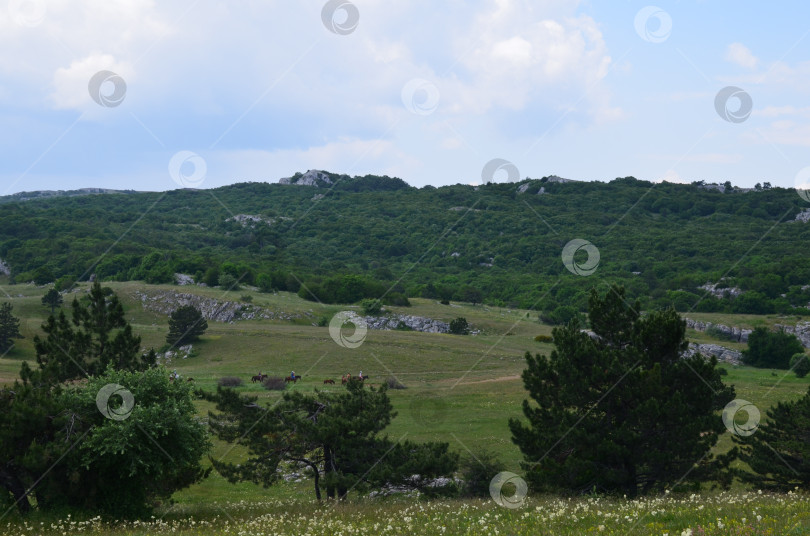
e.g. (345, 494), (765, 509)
(0, 278), (809, 535)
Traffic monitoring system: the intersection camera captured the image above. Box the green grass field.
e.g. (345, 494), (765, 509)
(1, 280), (808, 535)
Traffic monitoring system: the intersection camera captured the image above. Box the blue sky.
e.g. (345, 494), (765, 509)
(1, 0), (809, 193)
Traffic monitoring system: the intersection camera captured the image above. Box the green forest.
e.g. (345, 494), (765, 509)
(2, 173), (809, 319)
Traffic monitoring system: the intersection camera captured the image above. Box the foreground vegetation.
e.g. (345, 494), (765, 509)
(1, 491), (809, 535)
(0, 280), (809, 533)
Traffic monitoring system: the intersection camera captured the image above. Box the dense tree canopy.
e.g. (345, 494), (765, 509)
(742, 327), (805, 369)
(167, 305), (208, 346)
(737, 387), (810, 490)
(1, 176), (808, 315)
(510, 285), (736, 496)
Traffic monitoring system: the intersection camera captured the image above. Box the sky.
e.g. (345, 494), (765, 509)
(1, 0), (809, 193)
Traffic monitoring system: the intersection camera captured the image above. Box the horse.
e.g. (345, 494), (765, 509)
(342, 374), (351, 385)
(285, 376), (301, 383)
(251, 374), (266, 383)
(186, 377), (195, 382)
(323, 379), (335, 385)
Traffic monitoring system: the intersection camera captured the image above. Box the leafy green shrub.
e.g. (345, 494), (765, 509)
(449, 317), (469, 335)
(534, 334), (553, 343)
(384, 292), (411, 306)
(440, 299), (450, 305)
(240, 294), (253, 303)
(218, 273), (239, 290)
(790, 353), (810, 378)
(742, 327), (804, 369)
(361, 298), (382, 315)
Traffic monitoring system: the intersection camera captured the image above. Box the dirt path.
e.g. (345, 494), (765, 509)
(455, 374), (521, 385)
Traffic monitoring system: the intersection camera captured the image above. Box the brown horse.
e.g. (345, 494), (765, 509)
(323, 379), (335, 385)
(341, 374), (351, 385)
(251, 374), (267, 383)
(284, 376), (301, 383)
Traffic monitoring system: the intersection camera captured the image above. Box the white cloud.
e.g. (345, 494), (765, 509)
(725, 43), (758, 70)
(51, 54), (133, 111)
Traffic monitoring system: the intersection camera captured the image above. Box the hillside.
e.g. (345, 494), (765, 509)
(1, 172), (809, 318)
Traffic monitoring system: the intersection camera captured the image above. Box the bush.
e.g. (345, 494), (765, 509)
(385, 376), (406, 390)
(742, 327), (804, 369)
(240, 294), (253, 303)
(534, 334), (553, 343)
(361, 298), (382, 315)
(460, 450), (505, 497)
(218, 376), (243, 387)
(440, 299), (450, 305)
(263, 377), (287, 390)
(790, 353), (810, 378)
(218, 273), (239, 290)
(449, 317), (469, 335)
(384, 292), (411, 307)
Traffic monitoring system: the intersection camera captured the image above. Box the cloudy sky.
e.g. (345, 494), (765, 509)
(1, 0), (809, 193)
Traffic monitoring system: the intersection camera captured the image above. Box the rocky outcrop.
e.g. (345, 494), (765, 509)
(683, 343), (743, 365)
(684, 318), (752, 343)
(699, 283), (743, 299)
(278, 169), (333, 187)
(0, 258), (9, 276)
(135, 290), (311, 323)
(774, 322), (810, 348)
(363, 314), (450, 334)
(795, 209), (810, 223)
(174, 273), (195, 286)
(155, 344), (194, 365)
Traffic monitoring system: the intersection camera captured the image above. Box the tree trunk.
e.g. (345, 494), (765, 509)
(0, 468), (31, 514)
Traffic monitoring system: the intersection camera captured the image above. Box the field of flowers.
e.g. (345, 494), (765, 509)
(2, 491), (809, 536)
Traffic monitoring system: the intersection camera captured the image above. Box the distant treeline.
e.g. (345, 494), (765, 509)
(2, 173), (809, 318)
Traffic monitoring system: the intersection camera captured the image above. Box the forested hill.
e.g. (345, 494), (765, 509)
(2, 171), (810, 318)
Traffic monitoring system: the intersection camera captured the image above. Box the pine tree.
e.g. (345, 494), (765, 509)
(32, 281), (155, 383)
(0, 302), (22, 353)
(736, 387), (810, 490)
(41, 288), (63, 315)
(207, 379), (458, 500)
(166, 305), (207, 346)
(509, 285), (735, 496)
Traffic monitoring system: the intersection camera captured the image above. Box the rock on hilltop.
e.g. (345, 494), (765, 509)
(278, 170), (333, 187)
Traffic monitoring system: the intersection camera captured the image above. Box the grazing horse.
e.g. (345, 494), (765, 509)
(251, 374), (265, 383)
(323, 379), (335, 385)
(284, 375), (301, 383)
(342, 374), (351, 385)
(186, 377), (194, 382)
